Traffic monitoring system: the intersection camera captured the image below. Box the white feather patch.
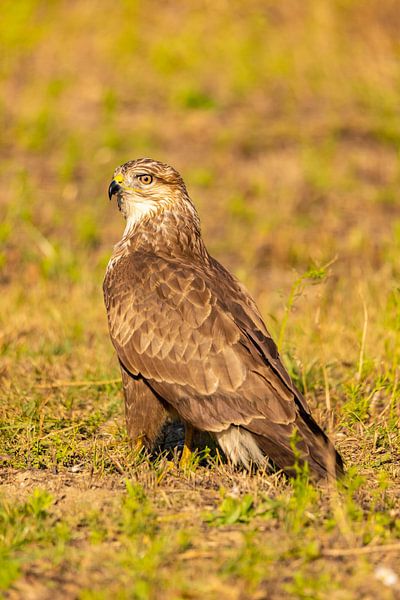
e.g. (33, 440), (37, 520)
(214, 426), (264, 469)
(124, 200), (157, 233)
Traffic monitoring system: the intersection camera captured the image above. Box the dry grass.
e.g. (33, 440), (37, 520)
(1, 1), (400, 598)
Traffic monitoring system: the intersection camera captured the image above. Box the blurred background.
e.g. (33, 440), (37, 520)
(1, 0), (399, 413)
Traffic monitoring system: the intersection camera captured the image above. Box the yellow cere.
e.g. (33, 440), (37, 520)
(113, 173), (124, 184)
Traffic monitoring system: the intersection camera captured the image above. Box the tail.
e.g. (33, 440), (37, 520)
(248, 407), (344, 479)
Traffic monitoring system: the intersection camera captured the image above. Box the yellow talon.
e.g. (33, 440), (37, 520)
(179, 423), (194, 469)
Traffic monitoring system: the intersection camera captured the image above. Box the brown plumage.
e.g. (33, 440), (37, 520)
(104, 158), (344, 478)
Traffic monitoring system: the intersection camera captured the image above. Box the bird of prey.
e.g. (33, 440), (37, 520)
(104, 158), (343, 478)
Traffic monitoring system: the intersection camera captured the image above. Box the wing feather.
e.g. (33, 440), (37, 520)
(104, 251), (301, 429)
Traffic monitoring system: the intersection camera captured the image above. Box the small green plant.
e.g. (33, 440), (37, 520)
(204, 490), (256, 526)
(121, 481), (157, 537)
(285, 569), (336, 599)
(222, 532), (272, 590)
(278, 263), (332, 351)
(0, 489), (67, 590)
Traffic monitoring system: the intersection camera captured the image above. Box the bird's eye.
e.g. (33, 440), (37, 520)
(138, 174), (153, 185)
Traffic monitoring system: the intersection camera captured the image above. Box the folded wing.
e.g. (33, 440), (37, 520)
(104, 251), (343, 477)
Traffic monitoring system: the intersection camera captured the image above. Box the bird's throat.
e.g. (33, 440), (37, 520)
(120, 203), (206, 263)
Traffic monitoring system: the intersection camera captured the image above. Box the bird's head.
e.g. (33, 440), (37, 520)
(108, 158), (195, 230)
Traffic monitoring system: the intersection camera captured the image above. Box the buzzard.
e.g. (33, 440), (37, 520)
(104, 158), (343, 478)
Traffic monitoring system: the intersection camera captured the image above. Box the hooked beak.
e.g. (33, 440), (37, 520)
(108, 180), (122, 201)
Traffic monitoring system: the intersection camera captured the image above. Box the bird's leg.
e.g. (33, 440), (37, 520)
(179, 422), (194, 469)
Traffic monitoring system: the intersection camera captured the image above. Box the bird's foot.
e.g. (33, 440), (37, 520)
(179, 422), (195, 471)
(179, 444), (195, 470)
